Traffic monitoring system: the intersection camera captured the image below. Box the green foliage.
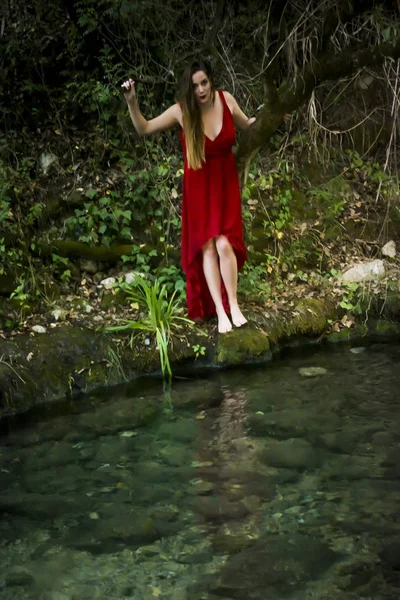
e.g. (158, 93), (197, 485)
(65, 189), (133, 246)
(308, 185), (346, 221)
(345, 150), (388, 184)
(239, 263), (272, 298)
(107, 276), (193, 377)
(338, 280), (362, 314)
(157, 265), (186, 300)
(192, 344), (206, 359)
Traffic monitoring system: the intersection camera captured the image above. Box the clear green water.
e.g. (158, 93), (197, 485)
(1, 343), (400, 600)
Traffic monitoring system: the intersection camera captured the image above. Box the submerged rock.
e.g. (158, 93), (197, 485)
(209, 534), (339, 598)
(259, 438), (324, 470)
(5, 567), (35, 587)
(299, 366), (327, 377)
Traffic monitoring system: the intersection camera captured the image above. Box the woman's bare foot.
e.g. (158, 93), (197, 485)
(230, 304), (247, 327)
(217, 311), (232, 333)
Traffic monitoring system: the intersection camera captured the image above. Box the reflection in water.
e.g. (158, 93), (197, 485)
(214, 386), (248, 457)
(0, 344), (400, 599)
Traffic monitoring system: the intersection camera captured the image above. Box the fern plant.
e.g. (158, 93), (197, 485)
(107, 276), (193, 378)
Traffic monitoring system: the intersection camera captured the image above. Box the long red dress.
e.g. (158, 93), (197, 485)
(179, 90), (246, 321)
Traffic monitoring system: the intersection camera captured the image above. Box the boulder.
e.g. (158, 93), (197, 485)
(342, 259), (385, 283)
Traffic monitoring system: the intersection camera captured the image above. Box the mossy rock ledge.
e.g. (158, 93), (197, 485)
(215, 326), (271, 366)
(0, 295), (400, 418)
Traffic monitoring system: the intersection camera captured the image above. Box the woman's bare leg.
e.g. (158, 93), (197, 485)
(202, 239), (232, 333)
(215, 235), (247, 327)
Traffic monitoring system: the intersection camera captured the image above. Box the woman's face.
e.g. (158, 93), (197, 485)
(192, 70), (212, 104)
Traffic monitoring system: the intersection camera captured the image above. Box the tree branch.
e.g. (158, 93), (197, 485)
(236, 35), (400, 184)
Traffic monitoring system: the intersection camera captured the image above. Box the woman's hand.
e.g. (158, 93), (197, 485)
(121, 78), (136, 104)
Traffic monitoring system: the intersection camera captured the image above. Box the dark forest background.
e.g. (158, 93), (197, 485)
(0, 0), (399, 319)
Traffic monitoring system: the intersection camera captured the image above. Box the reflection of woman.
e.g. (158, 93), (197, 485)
(122, 59), (255, 333)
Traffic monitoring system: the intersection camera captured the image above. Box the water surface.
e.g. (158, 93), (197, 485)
(1, 343), (400, 599)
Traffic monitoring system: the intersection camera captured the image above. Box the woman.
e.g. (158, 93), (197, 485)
(122, 59), (255, 333)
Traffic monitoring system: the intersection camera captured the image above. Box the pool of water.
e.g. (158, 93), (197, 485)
(1, 342), (400, 600)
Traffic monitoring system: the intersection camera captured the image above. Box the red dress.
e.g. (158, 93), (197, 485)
(179, 90), (246, 321)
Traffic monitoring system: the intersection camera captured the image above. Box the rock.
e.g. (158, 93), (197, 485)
(70, 298), (93, 313)
(210, 535), (339, 598)
(187, 479), (215, 495)
(39, 152), (58, 174)
(216, 326), (271, 365)
(158, 418), (199, 443)
(350, 346), (366, 354)
(5, 567), (35, 587)
(42, 592), (72, 600)
(259, 438), (323, 470)
(50, 308), (67, 321)
(381, 240), (396, 258)
(190, 497), (250, 522)
(319, 431), (358, 454)
(178, 550), (213, 564)
(379, 540), (400, 570)
(342, 259), (385, 283)
(124, 271), (141, 284)
(32, 325), (47, 334)
(100, 277), (116, 290)
(79, 259), (98, 274)
(299, 366), (327, 377)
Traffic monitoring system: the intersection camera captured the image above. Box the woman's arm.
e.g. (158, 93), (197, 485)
(223, 91), (255, 131)
(122, 78), (181, 136)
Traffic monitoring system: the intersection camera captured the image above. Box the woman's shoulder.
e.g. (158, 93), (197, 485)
(221, 91), (235, 114)
(171, 102), (183, 127)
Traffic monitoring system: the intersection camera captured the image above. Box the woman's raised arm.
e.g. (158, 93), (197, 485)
(122, 78), (181, 136)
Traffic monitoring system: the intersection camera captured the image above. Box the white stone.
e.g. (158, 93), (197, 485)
(124, 271), (138, 284)
(83, 302), (94, 313)
(299, 366), (327, 377)
(100, 277), (116, 290)
(32, 325), (46, 334)
(39, 152), (58, 174)
(342, 259), (385, 283)
(50, 309), (66, 321)
(381, 240), (396, 258)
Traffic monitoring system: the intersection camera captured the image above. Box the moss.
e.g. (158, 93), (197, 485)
(268, 298), (336, 344)
(100, 290), (126, 309)
(216, 327), (271, 366)
(358, 290), (400, 321)
(380, 292), (400, 320)
(290, 189), (318, 220)
(326, 328), (352, 343)
(374, 320), (400, 336)
(0, 273), (18, 295)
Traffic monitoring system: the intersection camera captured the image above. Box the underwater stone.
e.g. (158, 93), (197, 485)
(299, 366), (327, 377)
(210, 535), (339, 598)
(259, 438), (323, 470)
(5, 568), (35, 587)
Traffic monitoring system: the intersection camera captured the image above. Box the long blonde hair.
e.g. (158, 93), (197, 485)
(178, 59), (216, 170)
